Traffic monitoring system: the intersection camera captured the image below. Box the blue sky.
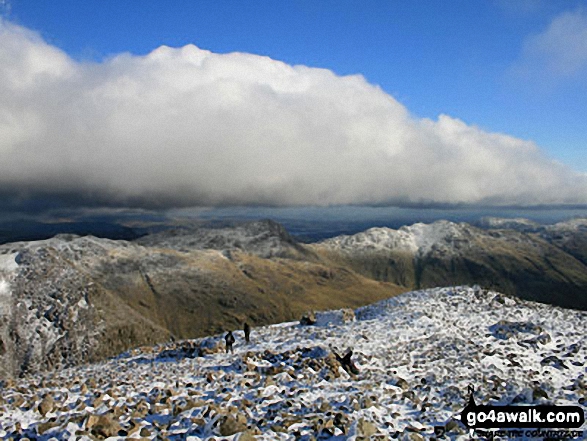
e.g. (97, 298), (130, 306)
(0, 1), (586, 214)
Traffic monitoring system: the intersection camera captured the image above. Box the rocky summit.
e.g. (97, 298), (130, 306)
(0, 287), (585, 440)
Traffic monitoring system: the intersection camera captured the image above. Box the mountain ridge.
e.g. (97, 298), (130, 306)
(1, 217), (586, 378)
(312, 218), (587, 309)
(0, 221), (404, 378)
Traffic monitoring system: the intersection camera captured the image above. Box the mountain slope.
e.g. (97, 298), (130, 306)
(135, 219), (315, 260)
(0, 222), (404, 378)
(0, 287), (584, 440)
(313, 219), (587, 309)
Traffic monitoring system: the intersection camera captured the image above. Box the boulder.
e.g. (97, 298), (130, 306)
(300, 311), (316, 326)
(38, 395), (55, 416)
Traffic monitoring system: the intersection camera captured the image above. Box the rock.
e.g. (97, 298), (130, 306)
(402, 432), (425, 441)
(38, 395), (55, 416)
(444, 419), (465, 434)
(36, 419), (60, 435)
(319, 401), (331, 412)
(361, 396), (375, 408)
(395, 377), (409, 391)
(92, 393), (104, 408)
(511, 390), (532, 404)
(126, 420), (141, 436)
(541, 355), (568, 369)
(314, 308), (356, 326)
(270, 423), (288, 433)
(219, 414), (248, 436)
(489, 320), (542, 340)
(356, 418), (378, 438)
(86, 414), (122, 439)
(237, 431), (258, 441)
(521, 333), (552, 348)
(131, 400), (149, 418)
(300, 311), (316, 326)
(533, 386), (549, 401)
(333, 412), (349, 432)
(191, 417), (206, 427)
(341, 308), (356, 323)
(402, 390), (421, 405)
(492, 294), (506, 304)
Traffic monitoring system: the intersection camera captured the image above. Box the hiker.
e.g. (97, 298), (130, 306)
(224, 331), (235, 353)
(334, 348), (359, 375)
(243, 322), (251, 344)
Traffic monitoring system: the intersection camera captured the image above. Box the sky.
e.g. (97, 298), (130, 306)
(1, 0), (586, 218)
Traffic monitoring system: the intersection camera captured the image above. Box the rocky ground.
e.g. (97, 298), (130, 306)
(0, 286), (585, 440)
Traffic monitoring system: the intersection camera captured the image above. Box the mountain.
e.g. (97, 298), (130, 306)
(0, 220), (140, 245)
(540, 218), (587, 267)
(474, 217), (541, 232)
(313, 219), (587, 309)
(0, 220), (404, 378)
(135, 219), (314, 259)
(1, 217), (587, 379)
(0, 287), (585, 440)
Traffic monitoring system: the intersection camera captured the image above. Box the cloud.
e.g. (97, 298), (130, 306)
(1, 21), (586, 211)
(513, 8), (587, 82)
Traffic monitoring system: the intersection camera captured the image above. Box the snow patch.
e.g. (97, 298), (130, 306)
(0, 252), (19, 272)
(0, 278), (9, 296)
(314, 308), (355, 327)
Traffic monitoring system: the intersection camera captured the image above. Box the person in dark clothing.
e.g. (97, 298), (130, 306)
(243, 322), (251, 344)
(224, 331), (235, 353)
(333, 348), (359, 375)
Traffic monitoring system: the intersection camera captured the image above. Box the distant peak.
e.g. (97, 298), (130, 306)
(318, 219), (471, 255)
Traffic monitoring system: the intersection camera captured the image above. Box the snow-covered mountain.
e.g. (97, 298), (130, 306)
(135, 219), (315, 260)
(0, 287), (585, 440)
(315, 220), (473, 256)
(475, 217), (541, 232)
(313, 219), (587, 310)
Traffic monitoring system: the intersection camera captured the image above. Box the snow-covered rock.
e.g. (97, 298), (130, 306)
(135, 219), (314, 259)
(0, 286), (585, 440)
(318, 220), (474, 257)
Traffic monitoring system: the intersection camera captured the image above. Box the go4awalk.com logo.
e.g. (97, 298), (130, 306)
(460, 385), (585, 439)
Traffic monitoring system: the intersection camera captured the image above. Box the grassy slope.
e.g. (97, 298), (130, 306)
(90, 247), (406, 341)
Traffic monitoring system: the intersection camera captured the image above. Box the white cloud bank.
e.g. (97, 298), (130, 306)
(1, 21), (586, 209)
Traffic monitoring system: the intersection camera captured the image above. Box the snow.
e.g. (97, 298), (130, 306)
(0, 252), (18, 316)
(0, 286), (585, 440)
(549, 218), (587, 232)
(0, 278), (10, 297)
(0, 252), (19, 272)
(404, 221), (465, 255)
(478, 217), (540, 230)
(319, 220), (470, 256)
